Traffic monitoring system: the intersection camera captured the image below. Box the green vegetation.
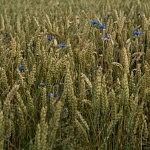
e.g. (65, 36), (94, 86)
(0, 0), (150, 149)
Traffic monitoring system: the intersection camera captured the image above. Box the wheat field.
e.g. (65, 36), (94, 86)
(0, 0), (150, 149)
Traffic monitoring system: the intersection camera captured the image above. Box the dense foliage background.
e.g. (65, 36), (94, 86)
(0, 0), (150, 149)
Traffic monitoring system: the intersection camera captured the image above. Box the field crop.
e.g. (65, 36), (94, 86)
(0, 0), (150, 149)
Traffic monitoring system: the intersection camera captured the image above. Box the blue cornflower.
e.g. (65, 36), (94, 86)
(133, 29), (143, 37)
(98, 23), (107, 30)
(18, 64), (25, 73)
(90, 19), (107, 30)
(47, 34), (55, 41)
(58, 42), (67, 49)
(90, 19), (100, 27)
